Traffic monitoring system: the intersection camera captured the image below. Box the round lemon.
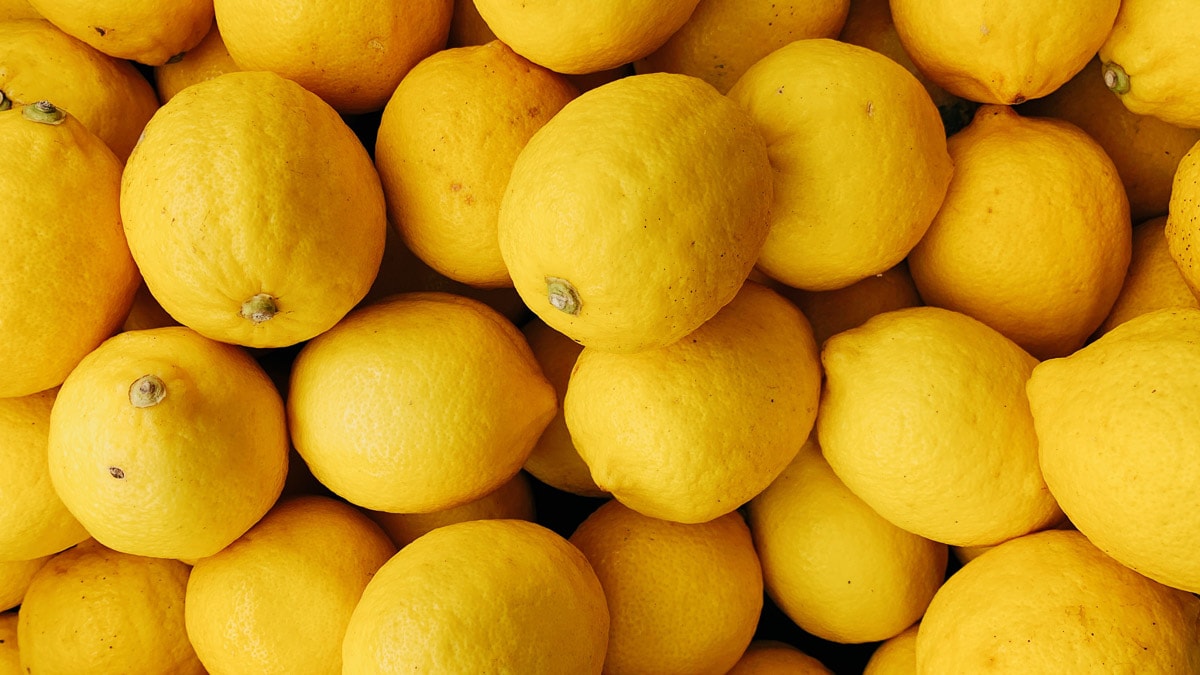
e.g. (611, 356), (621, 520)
(773, 262), (923, 347)
(1097, 216), (1198, 336)
(863, 623), (919, 675)
(153, 20), (240, 103)
(0, 556), (49, 612)
(367, 471), (537, 549)
(727, 640), (833, 674)
(498, 72), (773, 353)
(26, 0), (212, 65)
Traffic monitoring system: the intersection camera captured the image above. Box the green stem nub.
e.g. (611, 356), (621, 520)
(0, 91), (10, 112)
(22, 100), (66, 125)
(241, 293), (278, 323)
(545, 276), (581, 316)
(129, 374), (166, 408)
(1102, 62), (1131, 95)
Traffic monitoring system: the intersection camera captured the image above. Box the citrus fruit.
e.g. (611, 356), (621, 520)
(889, 0), (1119, 105)
(1026, 308), (1200, 593)
(915, 530), (1200, 672)
(185, 495), (396, 674)
(772, 261), (923, 347)
(17, 539), (205, 674)
(447, 0), (495, 47)
(1021, 58), (1200, 224)
(1099, 0), (1200, 129)
(907, 104), (1132, 359)
(0, 389), (88, 562)
(25, 0), (212, 65)
(520, 318), (604, 498)
(213, 0), (452, 114)
(1165, 139), (1200, 296)
(748, 434), (948, 643)
(727, 640), (833, 674)
(727, 38), (953, 291)
(472, 0), (700, 74)
(0, 18), (160, 160)
(818, 306), (1062, 547)
(863, 623), (919, 675)
(342, 519), (609, 673)
(499, 71), (772, 353)
(120, 70), (387, 349)
(0, 0), (36, 19)
(1097, 216), (1198, 336)
(0, 100), (139, 399)
(47, 326), (289, 560)
(375, 40), (576, 287)
(0, 556), (49, 611)
(367, 471), (536, 549)
(0, 612), (16, 674)
(568, 500), (763, 675)
(152, 19), (240, 103)
(635, 0), (850, 94)
(287, 292), (556, 513)
(565, 281), (821, 523)
(120, 281), (180, 333)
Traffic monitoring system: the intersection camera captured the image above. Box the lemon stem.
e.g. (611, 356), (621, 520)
(545, 276), (581, 316)
(1102, 63), (1131, 95)
(129, 374), (166, 408)
(240, 293), (278, 323)
(21, 100), (65, 125)
(0, 91), (10, 112)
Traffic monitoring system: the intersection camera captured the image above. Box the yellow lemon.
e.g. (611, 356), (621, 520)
(748, 435), (947, 644)
(1026, 308), (1200, 593)
(565, 282), (821, 524)
(17, 539), (204, 674)
(472, 0), (699, 74)
(287, 292), (556, 513)
(367, 471), (537, 549)
(727, 38), (952, 291)
(1165, 139), (1200, 297)
(47, 326), (289, 560)
(0, 101), (139, 399)
(342, 519), (609, 673)
(863, 623), (919, 675)
(25, 0), (211, 65)
(0, 612), (16, 674)
(213, 0), (452, 114)
(916, 530), (1200, 672)
(772, 262), (923, 347)
(185, 495), (396, 674)
(0, 389), (88, 562)
(520, 318), (605, 498)
(375, 40), (576, 287)
(635, 0), (850, 94)
(907, 105), (1132, 359)
(152, 20), (240, 103)
(120, 281), (180, 333)
(0, 556), (48, 612)
(0, 18), (159, 160)
(499, 72), (772, 353)
(727, 640), (833, 674)
(1097, 216), (1198, 336)
(818, 306), (1062, 547)
(1100, 0), (1200, 129)
(0, 0), (36, 19)
(447, 0), (495, 47)
(889, 0), (1119, 105)
(569, 500), (763, 675)
(1021, 59), (1200, 224)
(120, 70), (387, 349)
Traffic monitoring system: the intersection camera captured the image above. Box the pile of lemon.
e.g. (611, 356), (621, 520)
(5, 0), (1200, 672)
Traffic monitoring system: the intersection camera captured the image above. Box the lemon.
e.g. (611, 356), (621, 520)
(0, 0), (36, 19)
(749, 435), (947, 643)
(863, 623), (919, 675)
(565, 282), (821, 524)
(1099, 0), (1200, 129)
(0, 612), (16, 674)
(889, 0), (1119, 105)
(367, 471), (537, 549)
(727, 38), (952, 291)
(498, 72), (773, 353)
(185, 495), (396, 674)
(120, 70), (387, 349)
(916, 530), (1200, 672)
(908, 104), (1132, 359)
(635, 0), (850, 94)
(17, 539), (204, 674)
(26, 0), (212, 65)
(727, 640), (833, 674)
(152, 19), (240, 103)
(569, 500), (763, 675)
(0, 101), (139, 399)
(472, 0), (700, 74)
(0, 556), (48, 612)
(287, 292), (556, 513)
(1026, 308), (1200, 593)
(1097, 216), (1198, 336)
(818, 306), (1062, 547)
(47, 326), (289, 560)
(342, 519), (609, 673)
(0, 389), (88, 562)
(773, 262), (923, 347)
(375, 40), (576, 287)
(1165, 139), (1200, 297)
(447, 0), (495, 47)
